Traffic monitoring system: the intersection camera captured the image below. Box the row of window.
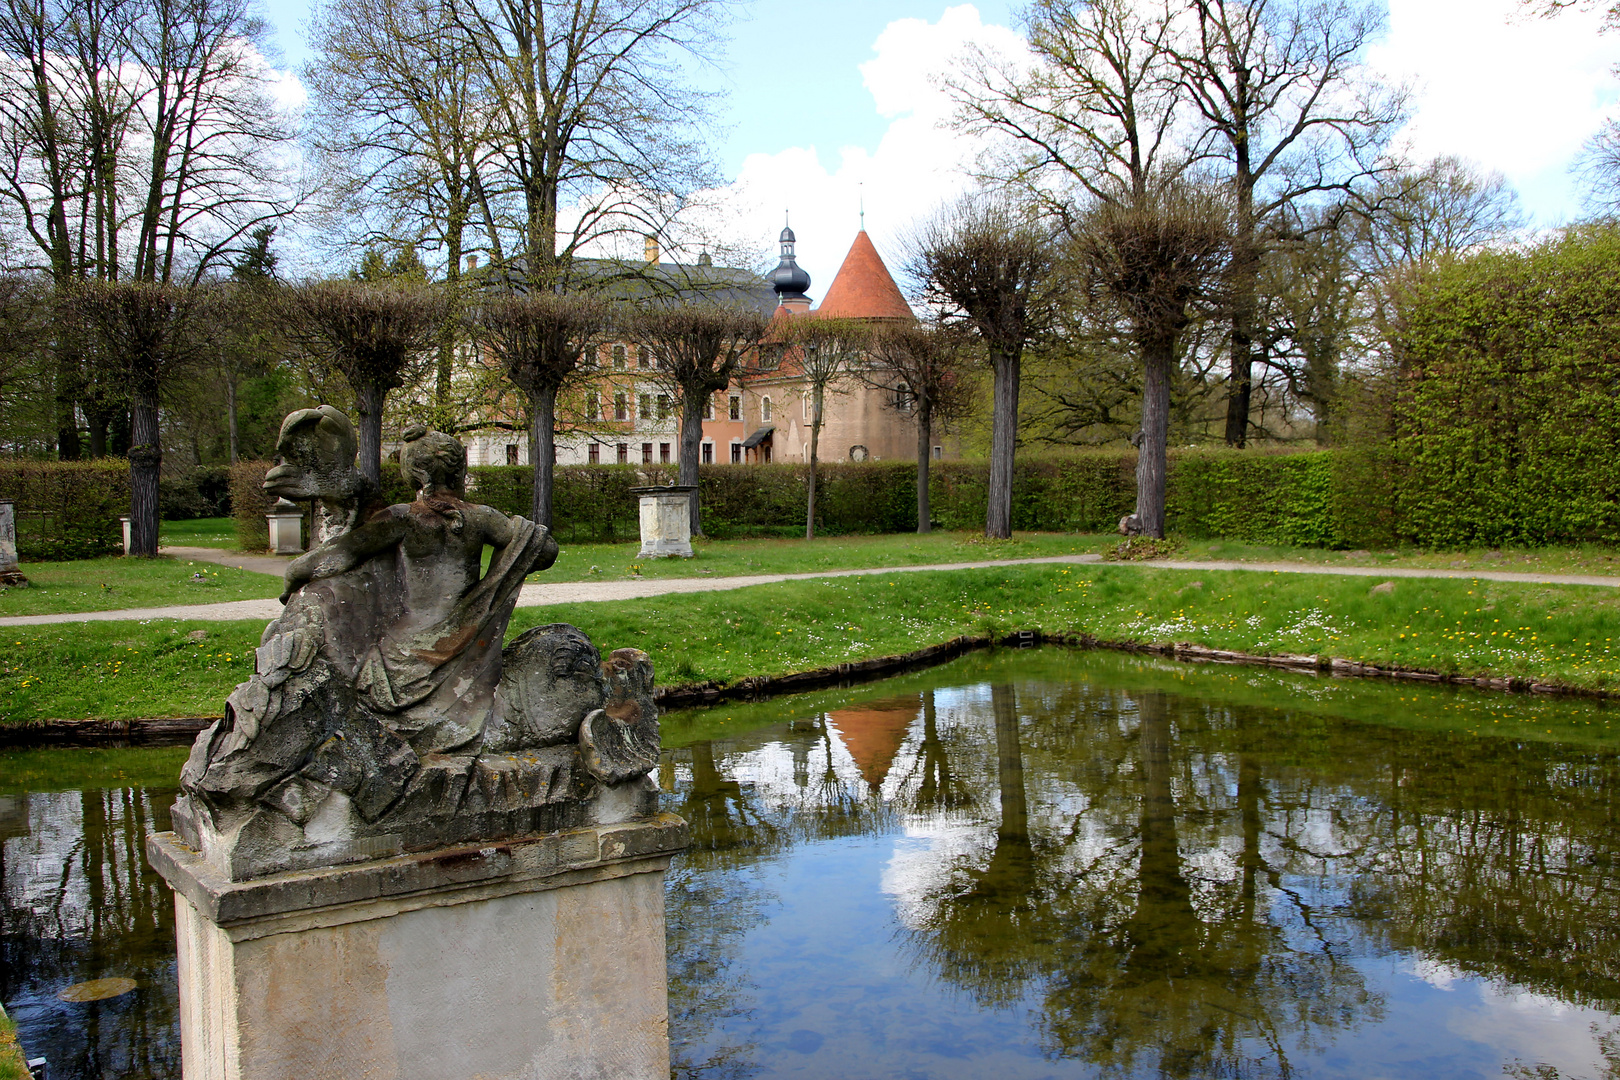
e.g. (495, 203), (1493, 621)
(583, 392), (769, 424)
(571, 442), (743, 465)
(584, 344), (786, 372)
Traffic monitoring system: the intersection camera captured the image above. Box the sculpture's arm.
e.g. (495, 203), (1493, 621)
(466, 505), (558, 575)
(281, 512), (409, 603)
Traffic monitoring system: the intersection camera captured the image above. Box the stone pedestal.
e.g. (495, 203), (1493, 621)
(120, 515), (133, 555)
(0, 499), (25, 586)
(148, 813), (687, 1080)
(630, 486), (695, 559)
(265, 499), (304, 554)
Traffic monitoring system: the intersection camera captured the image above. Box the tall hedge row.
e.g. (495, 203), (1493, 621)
(1386, 225), (1620, 548)
(0, 460), (129, 559)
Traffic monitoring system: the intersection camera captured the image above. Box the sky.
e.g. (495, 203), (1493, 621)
(254, 0), (1620, 291)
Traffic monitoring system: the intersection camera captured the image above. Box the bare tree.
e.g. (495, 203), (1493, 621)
(1072, 184), (1231, 539)
(908, 196), (1056, 539)
(779, 317), (869, 541)
(629, 302), (766, 536)
(71, 278), (208, 553)
(862, 322), (974, 533)
(1357, 156), (1524, 271)
(1168, 0), (1404, 447)
(473, 290), (609, 526)
(280, 281), (445, 485)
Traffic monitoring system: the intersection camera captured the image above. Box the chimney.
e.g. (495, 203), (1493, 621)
(644, 235), (660, 264)
(465, 254), (478, 272)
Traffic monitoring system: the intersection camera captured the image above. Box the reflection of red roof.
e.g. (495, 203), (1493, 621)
(827, 696), (919, 787)
(817, 231), (914, 322)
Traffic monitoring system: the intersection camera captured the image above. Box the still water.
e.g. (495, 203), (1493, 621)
(5, 648), (1620, 1079)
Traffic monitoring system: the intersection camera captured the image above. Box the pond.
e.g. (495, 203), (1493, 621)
(4, 647), (1620, 1079)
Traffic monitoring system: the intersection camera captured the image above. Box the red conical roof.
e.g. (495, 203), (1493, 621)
(816, 231), (914, 322)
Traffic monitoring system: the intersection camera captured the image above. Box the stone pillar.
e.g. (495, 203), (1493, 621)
(265, 499), (304, 554)
(630, 486), (696, 558)
(120, 515), (133, 555)
(0, 499), (25, 586)
(147, 814), (687, 1080)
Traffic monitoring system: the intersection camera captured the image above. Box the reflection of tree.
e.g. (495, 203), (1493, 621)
(0, 785), (181, 1080)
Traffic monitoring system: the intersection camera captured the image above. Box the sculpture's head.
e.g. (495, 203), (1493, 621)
(493, 623), (607, 748)
(264, 406), (363, 503)
(400, 425), (467, 498)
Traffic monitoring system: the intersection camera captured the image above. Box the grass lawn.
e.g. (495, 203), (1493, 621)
(160, 516), (239, 549)
(8, 562), (1620, 731)
(0, 555), (281, 616)
(1168, 536), (1620, 576)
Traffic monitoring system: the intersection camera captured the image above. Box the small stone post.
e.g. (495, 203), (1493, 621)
(120, 515), (133, 555)
(265, 498), (304, 554)
(0, 499), (26, 586)
(631, 485), (697, 558)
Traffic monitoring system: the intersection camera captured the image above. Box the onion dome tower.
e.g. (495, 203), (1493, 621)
(767, 223), (812, 314)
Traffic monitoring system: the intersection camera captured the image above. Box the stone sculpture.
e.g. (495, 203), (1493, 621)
(174, 411), (662, 881)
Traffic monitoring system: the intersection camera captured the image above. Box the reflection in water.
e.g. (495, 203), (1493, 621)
(662, 651), (1620, 1079)
(7, 650), (1620, 1079)
(0, 785), (179, 1079)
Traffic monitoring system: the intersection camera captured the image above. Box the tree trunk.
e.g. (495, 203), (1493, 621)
(915, 396), (932, 533)
(1134, 331), (1173, 539)
(352, 381), (386, 487)
(805, 391), (821, 540)
(128, 385), (161, 556)
(1224, 177), (1258, 449)
(55, 343), (81, 461)
(679, 385), (705, 536)
(986, 348), (1020, 539)
(529, 388), (556, 528)
(225, 371), (239, 464)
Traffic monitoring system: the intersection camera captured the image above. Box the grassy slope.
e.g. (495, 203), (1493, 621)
(8, 563), (1620, 726)
(0, 556), (281, 616)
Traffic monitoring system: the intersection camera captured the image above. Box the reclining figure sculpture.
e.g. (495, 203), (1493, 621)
(173, 407), (660, 880)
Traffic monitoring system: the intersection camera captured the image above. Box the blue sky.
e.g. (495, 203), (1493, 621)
(254, 1), (1619, 289)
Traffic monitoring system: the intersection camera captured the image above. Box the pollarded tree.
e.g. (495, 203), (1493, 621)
(629, 303), (767, 536)
(909, 197), (1058, 539)
(778, 317), (870, 541)
(280, 281), (445, 485)
(1071, 184), (1231, 539)
(473, 291), (610, 526)
(71, 279), (210, 555)
(862, 322), (975, 533)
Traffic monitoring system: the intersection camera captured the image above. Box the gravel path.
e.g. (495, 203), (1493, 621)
(5, 552), (1619, 628)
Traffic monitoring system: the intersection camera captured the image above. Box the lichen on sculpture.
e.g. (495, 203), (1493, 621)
(174, 411), (662, 881)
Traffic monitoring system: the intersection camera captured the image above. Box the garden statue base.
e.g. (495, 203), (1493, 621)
(147, 814), (686, 1080)
(146, 413), (685, 1080)
(631, 485), (696, 558)
(0, 499), (26, 587)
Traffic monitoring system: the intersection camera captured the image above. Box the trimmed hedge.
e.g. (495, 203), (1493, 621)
(159, 466), (233, 519)
(0, 460), (128, 559)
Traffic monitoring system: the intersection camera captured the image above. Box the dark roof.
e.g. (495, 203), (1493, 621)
(742, 425), (775, 448)
(487, 256), (776, 315)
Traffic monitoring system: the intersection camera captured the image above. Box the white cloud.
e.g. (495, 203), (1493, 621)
(1368, 0), (1619, 222)
(684, 5), (1029, 294)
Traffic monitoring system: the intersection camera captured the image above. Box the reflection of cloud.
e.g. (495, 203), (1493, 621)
(1406, 956), (1464, 991)
(1444, 979), (1612, 1076)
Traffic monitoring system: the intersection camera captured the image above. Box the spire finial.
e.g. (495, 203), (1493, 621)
(859, 183), (865, 231)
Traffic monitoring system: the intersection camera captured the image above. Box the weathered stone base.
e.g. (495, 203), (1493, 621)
(148, 814), (688, 1080)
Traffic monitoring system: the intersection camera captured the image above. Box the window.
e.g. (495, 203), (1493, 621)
(728, 395), (741, 421)
(582, 346), (598, 369)
(586, 393), (599, 421)
(895, 382), (913, 411)
(637, 345), (652, 370)
(617, 442), (629, 464)
(759, 345), (782, 370)
(614, 392), (628, 421)
(703, 395), (714, 421)
(642, 442), (653, 464)
(505, 444), (518, 465)
(802, 394), (810, 420)
(761, 396), (772, 423)
(612, 344), (627, 370)
(657, 394), (671, 420)
(933, 445), (943, 460)
(639, 393), (653, 421)
(588, 443), (600, 464)
(730, 442), (742, 463)
(701, 442), (713, 464)
(659, 442), (671, 463)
